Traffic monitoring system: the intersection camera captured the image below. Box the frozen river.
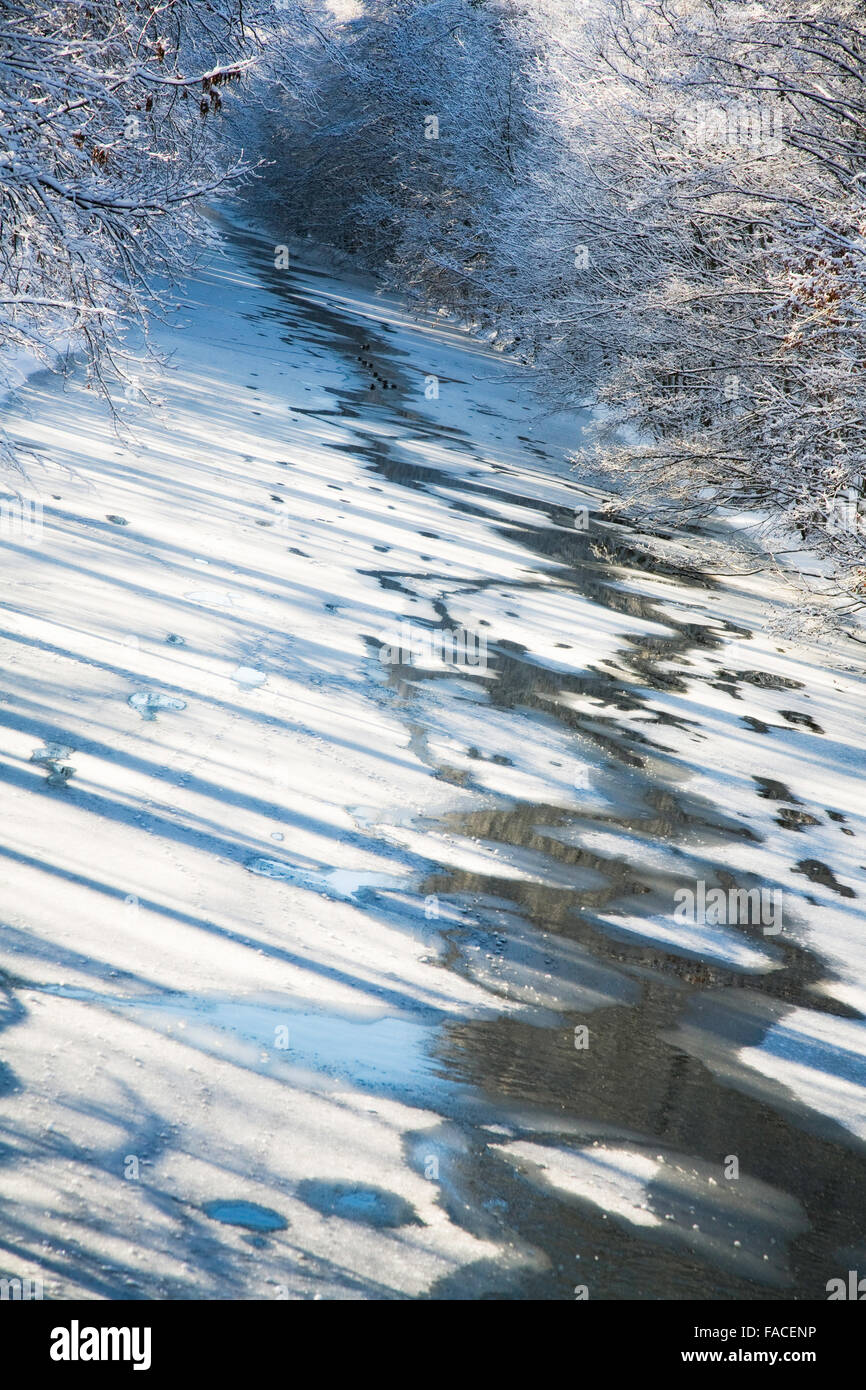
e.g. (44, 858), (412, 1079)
(1, 215), (865, 1300)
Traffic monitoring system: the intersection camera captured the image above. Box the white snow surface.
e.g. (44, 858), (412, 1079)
(0, 213), (864, 1299)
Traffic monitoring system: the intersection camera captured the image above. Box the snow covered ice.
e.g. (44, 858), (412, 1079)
(1, 217), (865, 1302)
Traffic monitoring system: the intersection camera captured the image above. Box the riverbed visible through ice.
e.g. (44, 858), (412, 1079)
(1, 215), (865, 1300)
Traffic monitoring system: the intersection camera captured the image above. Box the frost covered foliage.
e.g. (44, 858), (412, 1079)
(252, 0), (535, 317)
(259, 0), (866, 580)
(550, 1), (866, 580)
(0, 0), (304, 423)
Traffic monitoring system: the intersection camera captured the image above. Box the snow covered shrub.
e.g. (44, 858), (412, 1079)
(250, 0), (535, 322)
(554, 1), (866, 577)
(0, 0), (305, 442)
(258, 0), (866, 580)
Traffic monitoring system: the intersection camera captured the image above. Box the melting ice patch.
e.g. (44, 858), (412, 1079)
(31, 743), (74, 763)
(248, 856), (409, 902)
(738, 1008), (866, 1141)
(233, 666), (267, 688)
(414, 683), (608, 813)
(491, 1140), (807, 1285)
(60, 990), (448, 1098)
(495, 1141), (663, 1228)
(457, 913), (637, 1013)
(128, 691), (187, 720)
(296, 1181), (421, 1228)
(203, 1200), (287, 1232)
(592, 908), (777, 972)
(380, 826), (607, 891)
(30, 743), (76, 787)
(184, 587), (239, 608)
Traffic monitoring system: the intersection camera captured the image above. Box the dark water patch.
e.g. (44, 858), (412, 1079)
(753, 777), (799, 803)
(719, 670), (804, 692)
(779, 710), (825, 735)
(742, 716), (770, 734)
(792, 860), (856, 898)
(776, 809), (821, 832)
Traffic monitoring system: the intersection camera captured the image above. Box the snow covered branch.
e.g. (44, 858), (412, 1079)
(0, 0), (307, 432)
(252, 0), (866, 585)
